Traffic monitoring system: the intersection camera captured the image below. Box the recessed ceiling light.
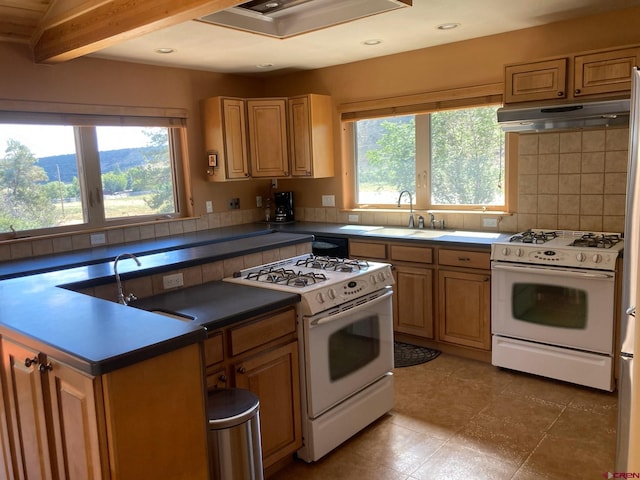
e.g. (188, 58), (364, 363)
(155, 48), (175, 54)
(437, 23), (460, 30)
(256, 63), (275, 69)
(363, 39), (382, 46)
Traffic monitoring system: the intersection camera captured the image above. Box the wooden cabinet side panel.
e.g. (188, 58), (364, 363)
(102, 344), (208, 480)
(308, 94), (335, 178)
(48, 362), (106, 480)
(234, 341), (301, 469)
(393, 266), (434, 339)
(248, 99), (289, 177)
(505, 58), (567, 103)
(438, 270), (491, 350)
(1, 340), (53, 480)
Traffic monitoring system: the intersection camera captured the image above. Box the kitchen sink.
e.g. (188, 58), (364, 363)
(366, 227), (445, 239)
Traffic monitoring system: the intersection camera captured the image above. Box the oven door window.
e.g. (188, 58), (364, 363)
(329, 315), (380, 381)
(512, 283), (587, 329)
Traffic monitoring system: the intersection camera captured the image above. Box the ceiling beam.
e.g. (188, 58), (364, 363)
(33, 0), (244, 64)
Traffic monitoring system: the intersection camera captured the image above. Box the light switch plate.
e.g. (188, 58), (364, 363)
(483, 218), (498, 227)
(322, 195), (335, 207)
(205, 201), (213, 213)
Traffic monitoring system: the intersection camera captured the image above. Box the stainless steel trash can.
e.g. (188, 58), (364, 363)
(207, 388), (264, 480)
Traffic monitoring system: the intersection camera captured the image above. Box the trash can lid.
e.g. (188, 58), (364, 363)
(207, 388), (260, 429)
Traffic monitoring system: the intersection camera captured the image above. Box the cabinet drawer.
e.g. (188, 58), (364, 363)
(438, 249), (490, 269)
(204, 332), (224, 367)
(230, 308), (296, 356)
(390, 244), (433, 264)
(349, 241), (387, 259)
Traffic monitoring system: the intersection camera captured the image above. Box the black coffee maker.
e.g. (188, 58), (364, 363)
(274, 191), (294, 223)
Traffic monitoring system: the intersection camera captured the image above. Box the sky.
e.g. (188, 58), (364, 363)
(0, 124), (154, 158)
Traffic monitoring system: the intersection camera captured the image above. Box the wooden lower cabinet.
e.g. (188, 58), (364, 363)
(204, 306), (302, 473)
(234, 341), (301, 469)
(438, 269), (491, 350)
(393, 265), (434, 339)
(0, 339), (208, 480)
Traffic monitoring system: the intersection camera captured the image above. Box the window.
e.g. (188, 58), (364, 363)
(0, 112), (186, 239)
(353, 105), (505, 210)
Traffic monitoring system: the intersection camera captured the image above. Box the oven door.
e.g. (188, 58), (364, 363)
(491, 262), (615, 353)
(303, 288), (393, 418)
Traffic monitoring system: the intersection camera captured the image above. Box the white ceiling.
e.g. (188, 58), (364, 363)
(90, 0), (640, 76)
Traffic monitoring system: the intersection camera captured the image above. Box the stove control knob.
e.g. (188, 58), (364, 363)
(327, 288), (337, 300)
(370, 274), (378, 285)
(316, 292), (325, 304)
(501, 247), (511, 256)
(576, 252), (586, 263)
(377, 272), (386, 282)
(592, 253), (602, 264)
(515, 248), (524, 257)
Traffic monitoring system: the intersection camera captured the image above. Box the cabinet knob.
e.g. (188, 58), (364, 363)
(557, 91), (564, 96)
(575, 89), (581, 95)
(24, 357), (38, 368)
(219, 374), (227, 383)
(237, 367), (246, 374)
(39, 362), (53, 373)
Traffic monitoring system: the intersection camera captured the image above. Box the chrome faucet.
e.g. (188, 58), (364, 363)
(114, 253), (141, 305)
(397, 190), (415, 228)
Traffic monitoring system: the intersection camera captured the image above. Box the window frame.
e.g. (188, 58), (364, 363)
(340, 83), (516, 213)
(0, 100), (190, 240)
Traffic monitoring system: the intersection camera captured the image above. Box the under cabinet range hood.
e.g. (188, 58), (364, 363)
(497, 98), (630, 132)
(199, 0), (411, 39)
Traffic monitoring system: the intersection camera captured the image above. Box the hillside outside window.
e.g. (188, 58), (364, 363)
(0, 122), (182, 238)
(353, 105), (506, 210)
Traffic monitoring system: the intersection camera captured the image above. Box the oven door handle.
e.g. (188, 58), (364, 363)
(491, 262), (614, 279)
(309, 289), (393, 327)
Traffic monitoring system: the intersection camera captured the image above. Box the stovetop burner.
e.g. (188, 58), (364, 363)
(569, 233), (622, 249)
(295, 255), (370, 272)
(509, 230), (559, 244)
(245, 267), (328, 287)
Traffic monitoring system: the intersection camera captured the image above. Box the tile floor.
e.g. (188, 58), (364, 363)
(272, 353), (618, 480)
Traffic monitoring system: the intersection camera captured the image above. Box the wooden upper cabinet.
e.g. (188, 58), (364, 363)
(288, 94), (335, 178)
(574, 47), (640, 97)
(504, 58), (568, 103)
(247, 98), (289, 178)
(204, 97), (249, 181)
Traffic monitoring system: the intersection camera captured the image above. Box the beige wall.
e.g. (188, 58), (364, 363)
(2, 6), (640, 260)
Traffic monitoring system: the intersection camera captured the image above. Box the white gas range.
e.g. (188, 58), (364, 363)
(490, 230), (624, 390)
(225, 254), (395, 462)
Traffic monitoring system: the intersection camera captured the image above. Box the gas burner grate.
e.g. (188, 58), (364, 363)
(509, 230), (559, 244)
(245, 266), (328, 287)
(296, 255), (370, 272)
(570, 233), (622, 249)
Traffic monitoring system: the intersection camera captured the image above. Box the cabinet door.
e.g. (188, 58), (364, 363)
(222, 98), (250, 179)
(574, 47), (640, 97)
(247, 99), (289, 177)
(393, 265), (434, 339)
(47, 360), (106, 480)
(2, 340), (54, 480)
(234, 341), (301, 469)
(504, 58), (567, 103)
(288, 95), (334, 178)
(438, 270), (491, 350)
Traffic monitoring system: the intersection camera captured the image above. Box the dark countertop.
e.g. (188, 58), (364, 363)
(270, 221), (513, 247)
(0, 229), (311, 376)
(129, 282), (300, 331)
(0, 220), (510, 377)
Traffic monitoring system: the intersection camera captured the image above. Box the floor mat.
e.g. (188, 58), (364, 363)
(394, 341), (440, 368)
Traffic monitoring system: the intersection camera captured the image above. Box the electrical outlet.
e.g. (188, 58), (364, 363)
(322, 195), (335, 207)
(162, 273), (184, 289)
(348, 214), (359, 223)
(256, 196), (262, 208)
(90, 233), (106, 245)
(271, 178), (278, 189)
(233, 198), (240, 209)
(483, 218), (498, 228)
(205, 201), (213, 213)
